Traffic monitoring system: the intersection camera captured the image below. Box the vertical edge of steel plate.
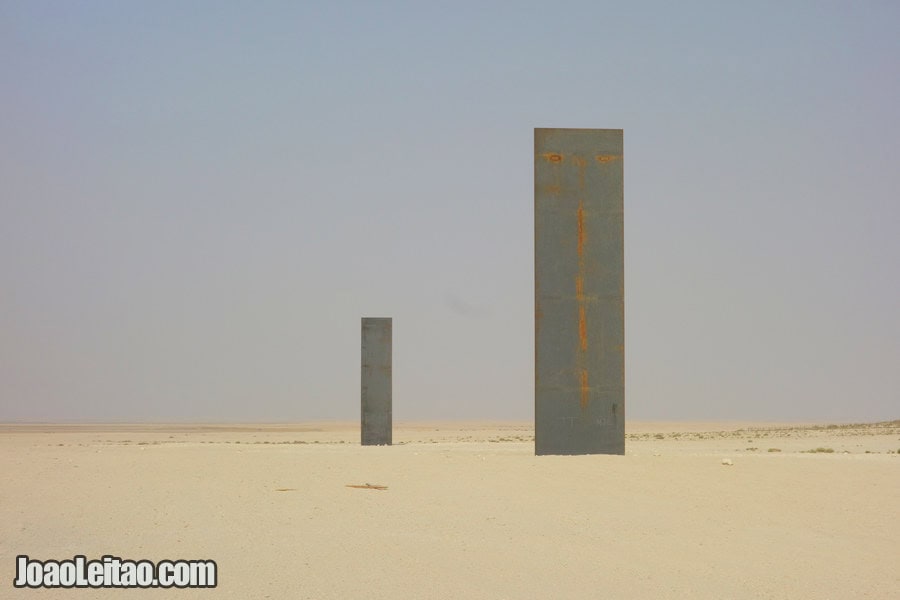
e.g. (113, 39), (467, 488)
(534, 128), (624, 455)
(361, 317), (392, 446)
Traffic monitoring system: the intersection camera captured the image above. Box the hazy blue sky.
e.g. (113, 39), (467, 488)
(2, 1), (898, 422)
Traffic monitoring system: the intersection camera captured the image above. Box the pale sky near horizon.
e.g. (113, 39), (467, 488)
(2, 1), (898, 423)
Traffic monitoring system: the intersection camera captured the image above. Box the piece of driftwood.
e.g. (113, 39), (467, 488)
(345, 483), (388, 491)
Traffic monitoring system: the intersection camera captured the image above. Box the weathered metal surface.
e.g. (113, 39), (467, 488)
(361, 317), (392, 445)
(534, 128), (624, 455)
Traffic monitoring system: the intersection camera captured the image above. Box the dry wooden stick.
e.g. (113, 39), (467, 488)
(345, 483), (388, 490)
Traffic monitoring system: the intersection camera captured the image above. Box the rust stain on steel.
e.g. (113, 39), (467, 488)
(595, 154), (621, 163)
(580, 369), (590, 409)
(575, 273), (587, 351)
(542, 152), (564, 163)
(578, 305), (587, 351)
(576, 198), (588, 353)
(576, 182), (589, 401)
(576, 202), (585, 258)
(575, 158), (589, 397)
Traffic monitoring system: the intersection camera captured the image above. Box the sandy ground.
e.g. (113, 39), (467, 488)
(1, 420), (898, 599)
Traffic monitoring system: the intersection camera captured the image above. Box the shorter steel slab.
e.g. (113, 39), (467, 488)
(361, 317), (392, 446)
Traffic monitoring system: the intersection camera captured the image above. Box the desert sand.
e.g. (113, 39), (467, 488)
(1, 420), (898, 599)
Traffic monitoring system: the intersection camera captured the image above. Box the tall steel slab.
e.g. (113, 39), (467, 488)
(361, 317), (392, 446)
(535, 128), (624, 455)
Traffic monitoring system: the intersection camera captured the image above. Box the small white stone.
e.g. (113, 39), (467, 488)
(721, 458), (733, 466)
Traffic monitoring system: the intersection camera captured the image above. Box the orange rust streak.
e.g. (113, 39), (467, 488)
(576, 203), (585, 258)
(578, 305), (587, 351)
(542, 152), (563, 163)
(580, 369), (589, 409)
(576, 201), (587, 352)
(595, 154), (621, 163)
